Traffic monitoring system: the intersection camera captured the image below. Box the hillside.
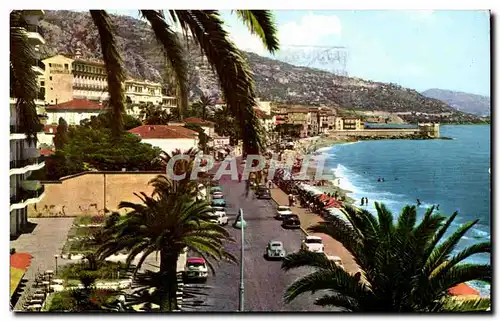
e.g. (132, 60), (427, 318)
(421, 89), (491, 116)
(39, 10), (486, 124)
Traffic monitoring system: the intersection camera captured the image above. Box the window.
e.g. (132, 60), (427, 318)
(49, 63), (52, 67)
(64, 63), (69, 70)
(40, 81), (45, 86)
(50, 87), (53, 90)
(49, 76), (52, 80)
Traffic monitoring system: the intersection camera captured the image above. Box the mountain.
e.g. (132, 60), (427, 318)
(38, 10), (486, 124)
(421, 89), (491, 116)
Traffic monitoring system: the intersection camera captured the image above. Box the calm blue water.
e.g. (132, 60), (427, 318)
(321, 125), (491, 295)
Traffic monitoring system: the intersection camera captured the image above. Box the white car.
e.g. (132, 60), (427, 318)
(185, 258), (208, 281)
(301, 236), (324, 253)
(209, 209), (228, 226)
(275, 206), (293, 220)
(327, 255), (344, 268)
(212, 191), (224, 199)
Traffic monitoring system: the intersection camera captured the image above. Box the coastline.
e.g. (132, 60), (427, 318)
(291, 133), (490, 298)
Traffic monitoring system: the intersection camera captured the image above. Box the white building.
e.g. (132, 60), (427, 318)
(128, 125), (199, 155)
(45, 98), (106, 125)
(10, 10), (46, 237)
(183, 117), (215, 137)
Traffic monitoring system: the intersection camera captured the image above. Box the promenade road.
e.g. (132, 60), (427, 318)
(182, 174), (334, 312)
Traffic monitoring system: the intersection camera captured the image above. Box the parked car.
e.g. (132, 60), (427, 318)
(256, 187), (271, 199)
(212, 191), (224, 199)
(184, 258), (208, 281)
(265, 240), (286, 260)
(282, 214), (301, 229)
(326, 255), (344, 269)
(301, 236), (324, 253)
(275, 206), (293, 220)
(211, 198), (226, 207)
(210, 186), (223, 194)
(209, 209), (228, 226)
(233, 214), (247, 229)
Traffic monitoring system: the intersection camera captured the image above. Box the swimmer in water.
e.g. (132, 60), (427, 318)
(417, 199), (422, 206)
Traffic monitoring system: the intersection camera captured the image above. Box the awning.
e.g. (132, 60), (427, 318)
(448, 283), (480, 296)
(10, 267), (25, 297)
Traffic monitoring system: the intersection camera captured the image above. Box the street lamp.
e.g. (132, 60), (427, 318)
(238, 208), (245, 312)
(54, 254), (58, 275)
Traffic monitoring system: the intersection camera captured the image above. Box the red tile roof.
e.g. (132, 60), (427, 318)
(184, 117), (215, 126)
(215, 99), (225, 104)
(448, 283), (480, 296)
(40, 148), (54, 156)
(46, 99), (105, 111)
(43, 124), (57, 134)
(128, 125), (198, 139)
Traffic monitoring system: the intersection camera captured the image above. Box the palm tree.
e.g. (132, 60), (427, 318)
(10, 11), (42, 143)
(192, 93), (215, 120)
(97, 190), (236, 311)
(282, 203), (491, 312)
(90, 10), (279, 154)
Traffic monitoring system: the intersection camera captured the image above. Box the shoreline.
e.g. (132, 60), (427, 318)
(293, 135), (490, 297)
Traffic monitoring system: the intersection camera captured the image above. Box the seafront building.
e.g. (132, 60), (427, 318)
(40, 53), (177, 108)
(10, 10), (47, 237)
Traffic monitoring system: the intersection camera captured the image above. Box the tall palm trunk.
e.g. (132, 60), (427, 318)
(159, 250), (180, 311)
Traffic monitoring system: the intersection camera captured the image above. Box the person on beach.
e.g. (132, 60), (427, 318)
(288, 193), (294, 207)
(361, 198), (365, 206)
(365, 197), (369, 205)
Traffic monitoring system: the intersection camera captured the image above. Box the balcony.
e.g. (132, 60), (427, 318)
(25, 25), (45, 45)
(10, 185), (45, 208)
(32, 60), (45, 75)
(73, 83), (108, 91)
(10, 156), (45, 174)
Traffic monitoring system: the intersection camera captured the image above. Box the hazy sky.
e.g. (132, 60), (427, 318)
(110, 10), (491, 96)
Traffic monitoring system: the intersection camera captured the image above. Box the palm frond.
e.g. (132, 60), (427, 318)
(172, 10), (263, 154)
(10, 11), (41, 143)
(140, 10), (188, 118)
(90, 10), (126, 137)
(314, 292), (360, 311)
(235, 10), (279, 53)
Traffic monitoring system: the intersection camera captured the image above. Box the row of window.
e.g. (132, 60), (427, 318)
(74, 74), (107, 82)
(73, 64), (106, 75)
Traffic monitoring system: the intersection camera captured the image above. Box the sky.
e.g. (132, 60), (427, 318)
(110, 10), (490, 97)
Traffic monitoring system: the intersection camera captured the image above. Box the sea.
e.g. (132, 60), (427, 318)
(318, 125), (491, 296)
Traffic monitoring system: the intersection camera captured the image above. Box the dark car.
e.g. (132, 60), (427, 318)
(282, 214), (301, 229)
(256, 187), (271, 199)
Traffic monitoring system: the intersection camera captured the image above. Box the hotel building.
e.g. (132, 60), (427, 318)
(41, 53), (177, 111)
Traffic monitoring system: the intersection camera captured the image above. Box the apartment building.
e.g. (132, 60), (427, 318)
(342, 117), (363, 130)
(10, 10), (46, 237)
(41, 54), (177, 110)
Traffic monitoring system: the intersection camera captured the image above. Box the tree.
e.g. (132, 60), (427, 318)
(96, 171), (236, 311)
(80, 112), (141, 131)
(282, 203), (491, 312)
(184, 123), (210, 153)
(191, 93), (215, 120)
(45, 127), (163, 179)
(90, 9), (278, 154)
(138, 103), (173, 125)
(53, 117), (69, 149)
(213, 104), (239, 145)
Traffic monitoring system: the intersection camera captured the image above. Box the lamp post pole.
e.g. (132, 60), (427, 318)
(239, 208), (245, 312)
(54, 255), (58, 275)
